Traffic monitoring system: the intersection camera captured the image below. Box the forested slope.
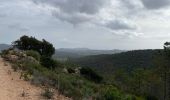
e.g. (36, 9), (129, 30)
(71, 49), (160, 74)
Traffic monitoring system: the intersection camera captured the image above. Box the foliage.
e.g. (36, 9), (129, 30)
(100, 86), (122, 100)
(145, 95), (158, 100)
(42, 88), (54, 99)
(72, 50), (158, 74)
(80, 67), (103, 83)
(25, 50), (41, 61)
(67, 68), (75, 74)
(96, 85), (142, 100)
(12, 35), (58, 69)
(1, 49), (9, 57)
(40, 56), (57, 69)
(13, 35), (55, 57)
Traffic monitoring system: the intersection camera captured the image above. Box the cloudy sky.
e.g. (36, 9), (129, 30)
(0, 0), (170, 50)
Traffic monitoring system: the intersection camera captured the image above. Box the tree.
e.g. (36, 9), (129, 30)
(154, 42), (170, 100)
(40, 39), (55, 57)
(40, 56), (57, 69)
(80, 67), (103, 83)
(13, 35), (55, 57)
(13, 35), (30, 50)
(13, 35), (56, 69)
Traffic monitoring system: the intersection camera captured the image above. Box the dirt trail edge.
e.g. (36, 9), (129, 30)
(0, 57), (69, 100)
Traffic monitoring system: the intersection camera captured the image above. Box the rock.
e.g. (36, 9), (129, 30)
(10, 55), (19, 62)
(63, 68), (68, 73)
(21, 56), (39, 64)
(75, 67), (81, 74)
(8, 50), (15, 55)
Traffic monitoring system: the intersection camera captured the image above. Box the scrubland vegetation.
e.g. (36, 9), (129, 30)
(71, 43), (170, 100)
(3, 35), (170, 100)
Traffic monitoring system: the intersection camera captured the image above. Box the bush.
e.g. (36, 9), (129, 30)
(95, 85), (142, 100)
(11, 63), (19, 71)
(103, 88), (121, 100)
(40, 56), (57, 69)
(67, 68), (75, 74)
(80, 67), (103, 83)
(1, 49), (9, 57)
(57, 74), (85, 100)
(42, 88), (54, 99)
(13, 35), (55, 57)
(25, 50), (41, 61)
(123, 95), (137, 100)
(145, 95), (158, 100)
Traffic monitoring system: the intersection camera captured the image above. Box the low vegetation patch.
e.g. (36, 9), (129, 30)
(42, 88), (54, 99)
(25, 50), (41, 61)
(80, 67), (103, 83)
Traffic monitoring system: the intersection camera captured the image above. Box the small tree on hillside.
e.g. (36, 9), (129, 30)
(154, 42), (170, 100)
(40, 39), (55, 57)
(13, 35), (55, 57)
(13, 35), (56, 69)
(80, 67), (103, 83)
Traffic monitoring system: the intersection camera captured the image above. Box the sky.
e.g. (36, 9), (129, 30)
(0, 0), (170, 50)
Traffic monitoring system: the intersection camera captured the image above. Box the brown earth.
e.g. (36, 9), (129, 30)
(0, 57), (70, 100)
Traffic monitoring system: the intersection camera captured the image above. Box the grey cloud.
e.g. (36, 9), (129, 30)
(111, 30), (143, 39)
(120, 0), (143, 14)
(8, 23), (29, 32)
(33, 0), (105, 14)
(121, 0), (140, 10)
(32, 0), (138, 31)
(32, 0), (107, 24)
(141, 0), (170, 9)
(105, 20), (136, 31)
(52, 11), (94, 25)
(0, 13), (6, 18)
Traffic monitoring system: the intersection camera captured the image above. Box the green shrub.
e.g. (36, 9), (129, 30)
(103, 88), (121, 100)
(22, 61), (39, 74)
(25, 50), (41, 61)
(80, 67), (103, 83)
(1, 49), (9, 57)
(96, 85), (123, 100)
(67, 68), (75, 74)
(13, 35), (55, 57)
(40, 56), (57, 69)
(123, 95), (137, 100)
(42, 88), (54, 99)
(145, 95), (158, 100)
(20, 71), (32, 81)
(11, 63), (19, 71)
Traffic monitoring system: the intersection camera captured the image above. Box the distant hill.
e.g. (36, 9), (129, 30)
(0, 45), (124, 60)
(54, 48), (125, 60)
(0, 44), (11, 51)
(71, 49), (160, 74)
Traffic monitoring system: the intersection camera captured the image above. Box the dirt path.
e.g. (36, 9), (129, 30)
(0, 57), (69, 100)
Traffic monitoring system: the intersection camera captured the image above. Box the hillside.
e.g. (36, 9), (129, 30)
(0, 36), (146, 100)
(54, 48), (125, 60)
(71, 49), (160, 74)
(0, 57), (68, 100)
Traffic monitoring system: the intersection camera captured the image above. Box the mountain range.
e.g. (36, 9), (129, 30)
(0, 44), (125, 59)
(0, 44), (11, 52)
(54, 48), (125, 60)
